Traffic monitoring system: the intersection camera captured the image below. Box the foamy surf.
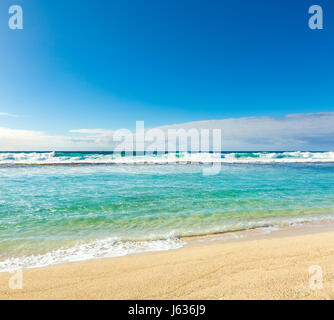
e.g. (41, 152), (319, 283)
(1, 151), (334, 165)
(2, 214), (334, 272)
(0, 238), (184, 273)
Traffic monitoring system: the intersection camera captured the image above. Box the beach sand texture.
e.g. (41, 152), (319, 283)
(1, 230), (334, 300)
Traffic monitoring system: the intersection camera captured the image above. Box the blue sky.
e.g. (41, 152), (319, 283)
(0, 0), (333, 150)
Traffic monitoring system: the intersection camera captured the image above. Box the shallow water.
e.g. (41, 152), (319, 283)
(1, 152), (334, 271)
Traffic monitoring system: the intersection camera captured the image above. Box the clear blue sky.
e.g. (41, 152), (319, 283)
(0, 0), (333, 135)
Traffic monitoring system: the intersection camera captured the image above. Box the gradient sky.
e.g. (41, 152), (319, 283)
(0, 0), (333, 149)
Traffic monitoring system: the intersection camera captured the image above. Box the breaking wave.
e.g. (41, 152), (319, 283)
(0, 151), (334, 165)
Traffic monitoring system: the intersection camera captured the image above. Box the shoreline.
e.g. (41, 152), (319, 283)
(1, 221), (334, 299)
(1, 219), (334, 273)
(185, 219), (334, 245)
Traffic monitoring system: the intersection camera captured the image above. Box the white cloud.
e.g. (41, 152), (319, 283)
(158, 113), (334, 150)
(69, 129), (114, 135)
(0, 112), (23, 118)
(0, 112), (333, 151)
(0, 127), (102, 151)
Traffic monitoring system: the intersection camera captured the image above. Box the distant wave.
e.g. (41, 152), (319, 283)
(1, 151), (334, 165)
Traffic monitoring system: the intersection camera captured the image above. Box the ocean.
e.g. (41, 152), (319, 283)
(1, 151), (334, 272)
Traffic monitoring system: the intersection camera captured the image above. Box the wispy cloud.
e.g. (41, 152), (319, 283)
(0, 112), (23, 118)
(69, 129), (114, 135)
(0, 112), (333, 151)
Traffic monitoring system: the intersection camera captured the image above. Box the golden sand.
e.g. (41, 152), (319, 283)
(1, 229), (334, 300)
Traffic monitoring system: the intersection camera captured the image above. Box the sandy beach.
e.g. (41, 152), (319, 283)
(1, 225), (334, 300)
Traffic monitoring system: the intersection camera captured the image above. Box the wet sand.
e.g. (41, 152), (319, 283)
(1, 224), (334, 299)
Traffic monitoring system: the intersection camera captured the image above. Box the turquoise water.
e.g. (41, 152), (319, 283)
(1, 152), (334, 271)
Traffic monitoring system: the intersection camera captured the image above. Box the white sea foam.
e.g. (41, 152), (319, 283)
(1, 151), (334, 165)
(0, 237), (184, 273)
(2, 214), (334, 272)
